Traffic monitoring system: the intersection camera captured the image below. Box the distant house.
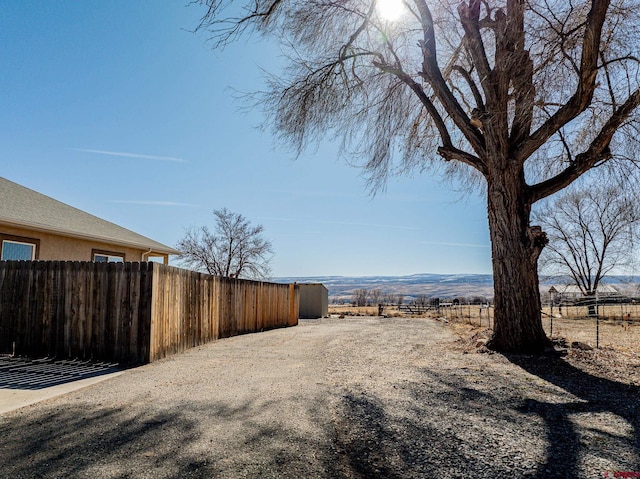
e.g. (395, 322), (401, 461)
(0, 177), (179, 263)
(548, 284), (622, 303)
(298, 283), (329, 319)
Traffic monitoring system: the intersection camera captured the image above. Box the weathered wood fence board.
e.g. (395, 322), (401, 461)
(0, 261), (298, 364)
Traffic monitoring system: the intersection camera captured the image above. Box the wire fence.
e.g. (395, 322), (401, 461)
(542, 302), (640, 321)
(328, 300), (640, 353)
(438, 302), (639, 353)
(437, 304), (494, 329)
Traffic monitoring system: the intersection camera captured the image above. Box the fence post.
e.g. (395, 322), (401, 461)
(490, 305), (493, 329)
(289, 283), (297, 325)
(596, 291), (600, 349)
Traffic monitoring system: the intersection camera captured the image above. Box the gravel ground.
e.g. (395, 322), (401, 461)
(0, 317), (638, 479)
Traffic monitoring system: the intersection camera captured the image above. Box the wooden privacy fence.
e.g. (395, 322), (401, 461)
(0, 261), (298, 364)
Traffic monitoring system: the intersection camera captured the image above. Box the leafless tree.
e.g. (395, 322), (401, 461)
(397, 294), (404, 307)
(353, 288), (369, 306)
(470, 296), (489, 305)
(534, 183), (640, 296)
(370, 288), (383, 305)
(416, 294), (429, 307)
(176, 208), (273, 279)
(383, 292), (397, 305)
(195, 0), (640, 352)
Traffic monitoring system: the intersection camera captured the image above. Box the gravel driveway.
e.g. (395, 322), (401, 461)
(0, 317), (638, 478)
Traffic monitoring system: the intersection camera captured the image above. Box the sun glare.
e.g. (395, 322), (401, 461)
(376, 0), (406, 20)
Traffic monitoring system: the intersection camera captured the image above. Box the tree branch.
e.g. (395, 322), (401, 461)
(372, 62), (448, 141)
(519, 0), (611, 162)
(414, 0), (486, 155)
(457, 0), (493, 103)
(529, 88), (640, 203)
(195, 0), (285, 48)
(450, 65), (484, 110)
(438, 146), (486, 174)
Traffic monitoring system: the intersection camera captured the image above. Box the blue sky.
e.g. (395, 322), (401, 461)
(0, 1), (491, 277)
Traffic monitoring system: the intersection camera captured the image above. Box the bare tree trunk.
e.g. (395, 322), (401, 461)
(485, 167), (551, 354)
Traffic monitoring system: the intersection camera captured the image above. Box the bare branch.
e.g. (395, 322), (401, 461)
(530, 88), (640, 202)
(535, 183), (640, 294)
(520, 0), (612, 161)
(176, 208), (273, 280)
(416, 0), (486, 155)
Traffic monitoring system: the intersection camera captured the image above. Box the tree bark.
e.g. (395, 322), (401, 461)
(484, 165), (551, 354)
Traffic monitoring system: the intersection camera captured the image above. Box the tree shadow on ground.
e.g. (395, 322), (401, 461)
(0, 397), (339, 479)
(506, 353), (640, 478)
(333, 387), (536, 478)
(333, 391), (498, 478)
(2, 352), (638, 478)
(331, 356), (639, 478)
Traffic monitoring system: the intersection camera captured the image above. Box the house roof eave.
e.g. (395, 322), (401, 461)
(0, 216), (181, 256)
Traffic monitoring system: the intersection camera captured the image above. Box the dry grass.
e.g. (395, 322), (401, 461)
(329, 304), (435, 318)
(329, 304), (640, 354)
(543, 317), (640, 353)
(449, 314), (640, 354)
(328, 305), (386, 316)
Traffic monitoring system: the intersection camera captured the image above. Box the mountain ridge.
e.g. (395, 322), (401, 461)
(274, 273), (640, 302)
(274, 273), (495, 301)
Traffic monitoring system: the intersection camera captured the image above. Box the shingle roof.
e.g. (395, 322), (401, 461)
(0, 177), (180, 255)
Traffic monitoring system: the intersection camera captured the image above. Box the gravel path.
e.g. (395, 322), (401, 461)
(0, 317), (638, 478)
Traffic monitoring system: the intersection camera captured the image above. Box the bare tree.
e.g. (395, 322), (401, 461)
(353, 288), (369, 307)
(383, 292), (398, 305)
(370, 288), (383, 305)
(416, 294), (429, 307)
(176, 208), (273, 279)
(470, 296), (489, 305)
(534, 183), (640, 296)
(196, 1), (640, 352)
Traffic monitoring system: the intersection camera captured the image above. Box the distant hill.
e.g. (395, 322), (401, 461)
(274, 273), (495, 302)
(273, 273), (640, 303)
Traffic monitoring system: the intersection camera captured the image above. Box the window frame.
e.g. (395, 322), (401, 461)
(92, 249), (125, 263)
(0, 234), (39, 261)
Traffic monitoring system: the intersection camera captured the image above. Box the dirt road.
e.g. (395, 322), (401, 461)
(0, 317), (638, 478)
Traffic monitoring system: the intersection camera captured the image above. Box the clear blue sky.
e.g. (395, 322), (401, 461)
(0, 0), (491, 277)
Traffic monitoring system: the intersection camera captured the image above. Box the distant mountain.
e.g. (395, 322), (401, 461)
(274, 273), (495, 301)
(273, 273), (640, 302)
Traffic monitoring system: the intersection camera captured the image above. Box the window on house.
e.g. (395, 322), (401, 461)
(1, 240), (36, 260)
(93, 253), (124, 263)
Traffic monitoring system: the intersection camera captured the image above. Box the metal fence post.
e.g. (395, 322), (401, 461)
(596, 291), (600, 349)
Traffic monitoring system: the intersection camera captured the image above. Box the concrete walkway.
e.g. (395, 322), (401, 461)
(0, 357), (125, 414)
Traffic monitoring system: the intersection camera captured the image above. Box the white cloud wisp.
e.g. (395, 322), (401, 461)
(72, 148), (187, 163)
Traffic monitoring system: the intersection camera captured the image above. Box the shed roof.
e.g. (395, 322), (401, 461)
(0, 177), (180, 255)
(549, 284), (621, 295)
(298, 283), (329, 291)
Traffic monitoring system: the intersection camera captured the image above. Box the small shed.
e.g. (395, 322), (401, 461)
(298, 283), (329, 319)
(548, 284), (622, 302)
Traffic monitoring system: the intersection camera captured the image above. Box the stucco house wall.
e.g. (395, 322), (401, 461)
(0, 224), (153, 262)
